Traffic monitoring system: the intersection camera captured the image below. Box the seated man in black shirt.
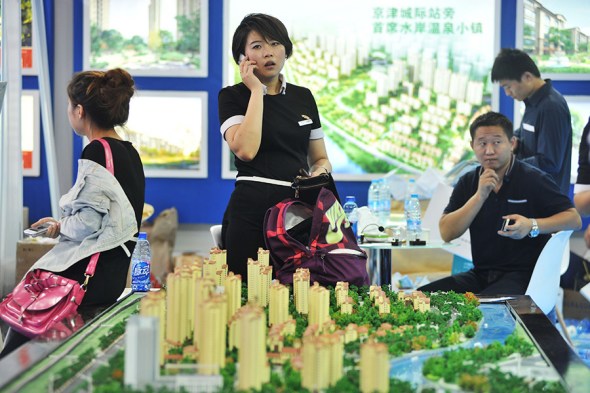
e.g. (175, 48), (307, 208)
(419, 112), (581, 295)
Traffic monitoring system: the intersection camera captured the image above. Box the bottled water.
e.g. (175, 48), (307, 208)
(379, 179), (391, 224)
(343, 196), (359, 237)
(368, 179), (381, 219)
(131, 232), (151, 292)
(405, 194), (422, 242)
(404, 178), (416, 212)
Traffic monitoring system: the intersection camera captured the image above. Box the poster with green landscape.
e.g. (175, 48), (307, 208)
(223, 0), (499, 180)
(85, 0), (208, 77)
(518, 0), (590, 78)
(115, 91), (208, 178)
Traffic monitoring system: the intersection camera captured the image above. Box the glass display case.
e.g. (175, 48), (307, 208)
(1, 294), (589, 392)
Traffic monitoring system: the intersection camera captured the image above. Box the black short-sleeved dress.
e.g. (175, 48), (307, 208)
(575, 117), (590, 191)
(59, 137), (145, 306)
(218, 79), (324, 278)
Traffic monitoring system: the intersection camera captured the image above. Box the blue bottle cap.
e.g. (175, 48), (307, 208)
(138, 232), (147, 240)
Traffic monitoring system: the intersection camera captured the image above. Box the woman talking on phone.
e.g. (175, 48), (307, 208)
(218, 13), (332, 279)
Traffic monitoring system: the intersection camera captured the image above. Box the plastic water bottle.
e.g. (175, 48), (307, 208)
(404, 178), (416, 211)
(131, 232), (151, 292)
(405, 194), (422, 242)
(379, 179), (391, 224)
(343, 196), (359, 237)
(368, 179), (381, 219)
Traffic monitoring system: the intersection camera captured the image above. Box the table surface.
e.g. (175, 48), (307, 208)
(358, 240), (456, 250)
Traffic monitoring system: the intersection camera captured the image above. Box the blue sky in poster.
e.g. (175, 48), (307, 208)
(107, 0), (178, 40)
(536, 0), (590, 35)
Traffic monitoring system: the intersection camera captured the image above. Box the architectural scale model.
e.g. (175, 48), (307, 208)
(113, 247), (570, 392)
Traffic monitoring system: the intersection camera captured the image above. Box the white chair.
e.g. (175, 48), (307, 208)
(526, 230), (574, 315)
(210, 224), (222, 248)
(422, 182), (453, 243)
(581, 282), (590, 303)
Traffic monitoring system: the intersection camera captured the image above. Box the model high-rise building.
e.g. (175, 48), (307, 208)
(139, 290), (167, 365)
(225, 272), (242, 320)
(360, 339), (389, 393)
(197, 293), (227, 375)
(124, 315), (160, 390)
(269, 282), (290, 326)
(308, 282), (330, 331)
(247, 258), (260, 303)
(236, 304), (270, 391)
(247, 256), (272, 307)
(193, 277), (215, 349)
(293, 268), (310, 314)
(257, 247), (270, 266)
(165, 270), (181, 345)
(335, 281), (349, 306)
(340, 296), (354, 314)
(301, 332), (344, 390)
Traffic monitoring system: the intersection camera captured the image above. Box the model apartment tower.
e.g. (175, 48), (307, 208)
(293, 268), (310, 314)
(235, 304), (270, 391)
(360, 339), (390, 393)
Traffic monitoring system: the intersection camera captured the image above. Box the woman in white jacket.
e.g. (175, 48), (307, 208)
(1, 68), (145, 358)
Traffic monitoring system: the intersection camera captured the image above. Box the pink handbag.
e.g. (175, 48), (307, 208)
(0, 139), (113, 337)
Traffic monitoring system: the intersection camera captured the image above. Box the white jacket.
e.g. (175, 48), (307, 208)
(31, 159), (138, 273)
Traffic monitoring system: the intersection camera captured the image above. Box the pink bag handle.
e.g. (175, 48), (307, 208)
(96, 138), (114, 175)
(83, 138), (115, 286)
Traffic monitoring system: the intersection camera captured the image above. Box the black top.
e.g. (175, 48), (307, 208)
(218, 82), (322, 181)
(445, 159), (574, 272)
(82, 138), (145, 230)
(60, 137), (145, 306)
(516, 79), (572, 196)
(575, 117), (590, 185)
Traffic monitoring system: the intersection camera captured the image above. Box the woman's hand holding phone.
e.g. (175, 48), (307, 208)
(238, 54), (265, 93)
(24, 223), (51, 237)
(26, 218), (61, 238)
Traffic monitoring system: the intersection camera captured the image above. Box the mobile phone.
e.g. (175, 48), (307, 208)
(238, 53), (246, 64)
(501, 218), (515, 232)
(24, 223), (51, 237)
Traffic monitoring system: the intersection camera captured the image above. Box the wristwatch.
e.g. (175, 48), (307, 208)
(528, 218), (539, 238)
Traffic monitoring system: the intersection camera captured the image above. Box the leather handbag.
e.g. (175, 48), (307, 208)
(0, 139), (113, 337)
(291, 168), (340, 205)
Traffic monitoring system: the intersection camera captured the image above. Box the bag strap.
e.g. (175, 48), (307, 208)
(82, 138), (115, 288)
(96, 138), (114, 175)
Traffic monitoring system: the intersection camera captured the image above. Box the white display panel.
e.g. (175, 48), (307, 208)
(22, 90), (40, 177)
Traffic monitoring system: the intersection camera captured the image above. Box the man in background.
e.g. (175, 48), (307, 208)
(419, 112), (580, 295)
(491, 48), (572, 197)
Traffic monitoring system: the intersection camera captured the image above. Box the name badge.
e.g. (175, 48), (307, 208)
(298, 119), (313, 126)
(507, 199), (528, 204)
(522, 123), (535, 132)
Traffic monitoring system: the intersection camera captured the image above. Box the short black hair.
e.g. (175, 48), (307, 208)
(469, 111), (513, 140)
(491, 48), (541, 81)
(231, 13), (293, 64)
